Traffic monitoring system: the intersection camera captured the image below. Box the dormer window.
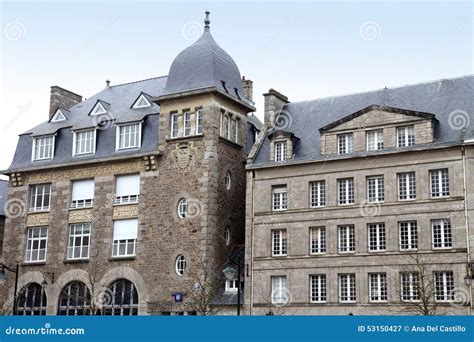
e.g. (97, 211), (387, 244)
(275, 141), (287, 162)
(397, 126), (415, 147)
(116, 123), (141, 150)
(50, 109), (67, 122)
(32, 135), (55, 161)
(73, 129), (96, 156)
(337, 133), (353, 155)
(366, 129), (384, 151)
(132, 94), (151, 109)
(90, 102), (107, 116)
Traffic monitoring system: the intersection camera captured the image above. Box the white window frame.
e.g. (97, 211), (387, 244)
(399, 221), (418, 251)
(72, 129), (96, 156)
(177, 198), (188, 218)
(225, 171), (232, 190)
(310, 274), (327, 303)
(368, 223), (386, 252)
(112, 219), (138, 258)
(337, 133), (353, 155)
(338, 273), (356, 303)
(132, 94), (151, 109)
(225, 279), (240, 292)
(70, 179), (95, 209)
(29, 184), (51, 212)
(271, 276), (287, 305)
(338, 225), (355, 253)
(196, 109), (203, 135)
(183, 112), (192, 137)
(274, 141), (287, 162)
(90, 102), (107, 116)
(114, 174), (140, 205)
(366, 129), (384, 151)
(398, 172), (416, 201)
(272, 229), (287, 256)
(25, 227), (48, 263)
(175, 255), (187, 276)
(397, 125), (415, 147)
(400, 272), (420, 302)
(51, 109), (67, 122)
(434, 271), (454, 302)
(310, 181), (325, 208)
(338, 178), (354, 205)
(32, 135), (55, 161)
(310, 227), (326, 254)
(67, 223), (91, 260)
(116, 122), (142, 150)
(432, 219), (452, 249)
(272, 187), (288, 211)
(430, 169), (450, 198)
(369, 273), (387, 302)
(367, 176), (384, 203)
(171, 113), (179, 138)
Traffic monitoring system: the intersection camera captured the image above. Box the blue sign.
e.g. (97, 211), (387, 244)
(172, 292), (183, 302)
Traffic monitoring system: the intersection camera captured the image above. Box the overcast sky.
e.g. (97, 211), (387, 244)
(0, 0), (472, 175)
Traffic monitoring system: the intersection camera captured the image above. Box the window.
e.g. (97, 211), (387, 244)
(369, 273), (387, 302)
(274, 141), (287, 162)
(310, 181), (325, 207)
(58, 281), (91, 315)
(132, 94), (151, 109)
(310, 275), (326, 303)
(71, 179), (95, 208)
(225, 171), (231, 190)
(32, 135), (54, 161)
(17, 283), (46, 316)
(367, 176), (384, 202)
(177, 198), (188, 218)
(338, 133), (353, 154)
(117, 123), (141, 150)
(73, 129), (96, 155)
(310, 227), (326, 254)
(196, 109), (203, 135)
(29, 184), (51, 212)
(272, 229), (287, 256)
(338, 178), (354, 205)
(90, 102), (107, 116)
(175, 255), (187, 276)
(366, 129), (384, 151)
(398, 172), (416, 200)
(112, 219), (138, 257)
(25, 227), (48, 262)
(102, 279), (139, 315)
(339, 274), (356, 303)
(432, 219), (452, 249)
(225, 279), (239, 292)
(399, 221), (418, 250)
(430, 169), (449, 198)
(223, 115), (229, 138)
(115, 174), (140, 204)
(171, 113), (179, 138)
(272, 186), (288, 211)
(368, 223), (386, 252)
(400, 272), (420, 301)
(67, 223), (91, 260)
(51, 109), (67, 122)
(224, 226), (231, 246)
(434, 271), (454, 302)
(271, 276), (288, 305)
(184, 112), (192, 137)
(397, 126), (415, 147)
(338, 225), (355, 253)
(230, 119), (236, 142)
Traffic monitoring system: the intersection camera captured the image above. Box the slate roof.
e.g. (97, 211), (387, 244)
(0, 180), (8, 217)
(252, 75), (474, 166)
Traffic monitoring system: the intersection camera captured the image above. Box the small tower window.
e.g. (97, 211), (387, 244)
(175, 255), (187, 276)
(177, 198), (188, 218)
(225, 171), (231, 190)
(224, 226), (231, 246)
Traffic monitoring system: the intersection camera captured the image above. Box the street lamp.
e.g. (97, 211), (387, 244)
(0, 263), (19, 315)
(223, 256), (243, 316)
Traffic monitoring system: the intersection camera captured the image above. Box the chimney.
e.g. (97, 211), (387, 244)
(241, 76), (253, 102)
(49, 86), (82, 118)
(263, 88), (289, 128)
(106, 79), (111, 88)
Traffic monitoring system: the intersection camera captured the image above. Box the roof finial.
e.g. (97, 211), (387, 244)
(204, 10), (210, 30)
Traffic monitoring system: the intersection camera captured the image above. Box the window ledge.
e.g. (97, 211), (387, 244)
(69, 206), (94, 211)
(108, 256), (136, 261)
(27, 210), (50, 215)
(166, 135), (204, 143)
(63, 259), (89, 264)
(21, 261), (46, 266)
(218, 136), (243, 148)
(113, 202), (139, 207)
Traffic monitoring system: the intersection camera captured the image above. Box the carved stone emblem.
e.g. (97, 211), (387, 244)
(172, 142), (195, 171)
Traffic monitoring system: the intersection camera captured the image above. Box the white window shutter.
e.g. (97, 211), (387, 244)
(116, 174), (140, 197)
(72, 180), (95, 201)
(113, 219), (138, 240)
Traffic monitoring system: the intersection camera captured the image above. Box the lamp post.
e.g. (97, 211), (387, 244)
(223, 256), (243, 316)
(0, 263), (19, 315)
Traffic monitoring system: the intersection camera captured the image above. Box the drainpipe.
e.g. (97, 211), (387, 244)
(462, 145), (472, 314)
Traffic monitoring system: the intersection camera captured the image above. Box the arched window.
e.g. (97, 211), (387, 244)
(17, 283), (46, 315)
(177, 198), (188, 218)
(224, 226), (231, 246)
(175, 255), (187, 276)
(103, 279), (138, 315)
(225, 171), (231, 190)
(57, 281), (91, 315)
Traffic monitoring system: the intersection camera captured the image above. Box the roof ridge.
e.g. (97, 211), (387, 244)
(109, 75), (168, 88)
(288, 74), (474, 105)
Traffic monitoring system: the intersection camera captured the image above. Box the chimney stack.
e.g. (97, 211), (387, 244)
(263, 88), (289, 128)
(106, 79), (111, 88)
(49, 86), (82, 118)
(241, 76), (253, 102)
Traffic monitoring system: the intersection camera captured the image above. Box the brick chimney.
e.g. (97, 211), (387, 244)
(49, 86), (82, 118)
(241, 76), (253, 102)
(263, 88), (289, 128)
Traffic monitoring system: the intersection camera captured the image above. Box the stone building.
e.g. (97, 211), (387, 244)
(1, 13), (260, 315)
(245, 76), (474, 315)
(0, 180), (7, 256)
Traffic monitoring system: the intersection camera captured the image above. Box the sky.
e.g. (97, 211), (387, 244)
(0, 0), (472, 174)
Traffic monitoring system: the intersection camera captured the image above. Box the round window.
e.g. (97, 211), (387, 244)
(175, 254), (187, 276)
(224, 227), (231, 246)
(225, 171), (231, 190)
(177, 198), (187, 218)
